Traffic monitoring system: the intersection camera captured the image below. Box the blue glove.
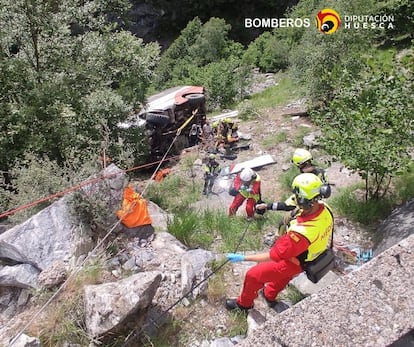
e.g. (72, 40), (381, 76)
(227, 253), (245, 263)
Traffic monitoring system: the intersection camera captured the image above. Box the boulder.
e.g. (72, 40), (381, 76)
(374, 199), (414, 255)
(84, 271), (161, 338)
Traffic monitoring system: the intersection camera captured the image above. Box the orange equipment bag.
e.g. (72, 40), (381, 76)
(154, 168), (172, 182)
(116, 185), (152, 228)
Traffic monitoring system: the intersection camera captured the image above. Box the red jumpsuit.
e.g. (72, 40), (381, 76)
(236, 204), (329, 308)
(229, 174), (261, 218)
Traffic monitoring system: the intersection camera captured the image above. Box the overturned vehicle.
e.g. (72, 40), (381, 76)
(120, 86), (206, 160)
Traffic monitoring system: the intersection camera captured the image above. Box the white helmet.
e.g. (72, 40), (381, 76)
(240, 168), (255, 182)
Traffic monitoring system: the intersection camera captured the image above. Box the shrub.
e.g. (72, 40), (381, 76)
(394, 162), (414, 203)
(329, 184), (393, 225)
(243, 32), (290, 72)
(238, 100), (260, 121)
(4, 153), (100, 224)
(313, 67), (413, 201)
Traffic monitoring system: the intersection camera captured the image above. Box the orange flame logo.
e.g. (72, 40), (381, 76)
(316, 8), (341, 34)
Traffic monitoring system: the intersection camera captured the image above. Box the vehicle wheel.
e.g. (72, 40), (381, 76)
(146, 112), (170, 126)
(185, 93), (205, 106)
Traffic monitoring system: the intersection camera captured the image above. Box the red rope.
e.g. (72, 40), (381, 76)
(0, 155), (181, 219)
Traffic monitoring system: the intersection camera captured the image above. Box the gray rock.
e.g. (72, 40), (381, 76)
(290, 271), (339, 296)
(375, 199), (414, 255)
(209, 337), (236, 347)
(84, 271), (161, 338)
(147, 201), (171, 231)
(0, 241), (40, 270)
(17, 289), (31, 307)
(303, 130), (322, 148)
(9, 333), (41, 347)
(181, 249), (215, 297)
(0, 264), (40, 289)
(239, 234), (414, 347)
(38, 260), (67, 289)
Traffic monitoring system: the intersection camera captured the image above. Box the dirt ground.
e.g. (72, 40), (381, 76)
(167, 104), (371, 345)
(0, 104), (371, 347)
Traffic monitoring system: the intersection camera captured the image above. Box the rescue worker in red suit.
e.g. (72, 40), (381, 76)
(225, 173), (334, 312)
(228, 168), (261, 219)
(255, 148), (331, 237)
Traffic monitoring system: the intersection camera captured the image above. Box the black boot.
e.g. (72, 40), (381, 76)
(225, 299), (252, 314)
(259, 289), (278, 308)
(202, 182), (208, 195)
(259, 289), (290, 313)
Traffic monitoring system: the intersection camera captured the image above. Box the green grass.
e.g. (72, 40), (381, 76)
(249, 75), (303, 108)
(291, 126), (313, 147)
(167, 208), (271, 252)
(281, 284), (305, 304)
(145, 174), (203, 213)
(328, 184), (393, 225)
(367, 47), (397, 72)
(279, 166), (298, 192)
(394, 162), (414, 203)
(227, 311), (248, 337)
(261, 131), (288, 149)
(37, 293), (89, 347)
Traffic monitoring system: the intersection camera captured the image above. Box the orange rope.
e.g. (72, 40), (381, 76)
(0, 155), (181, 219)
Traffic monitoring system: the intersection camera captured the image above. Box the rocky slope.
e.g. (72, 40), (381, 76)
(1, 99), (412, 347)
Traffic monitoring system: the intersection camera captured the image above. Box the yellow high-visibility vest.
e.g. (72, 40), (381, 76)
(288, 203), (333, 261)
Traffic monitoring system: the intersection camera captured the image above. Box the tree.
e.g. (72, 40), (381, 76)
(153, 17), (247, 108)
(243, 32), (290, 72)
(313, 66), (413, 200)
(288, 0), (382, 106)
(0, 0), (160, 181)
(154, 17), (203, 87)
(376, 0), (414, 41)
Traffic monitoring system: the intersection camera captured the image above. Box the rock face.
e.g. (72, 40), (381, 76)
(84, 271), (162, 338)
(239, 234), (414, 347)
(0, 198), (81, 272)
(1, 161), (413, 346)
(0, 163), (221, 345)
(124, 1), (298, 47)
(0, 164), (127, 289)
(374, 199), (414, 255)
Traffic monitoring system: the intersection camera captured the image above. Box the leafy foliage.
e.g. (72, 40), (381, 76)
(243, 32), (290, 72)
(394, 162), (414, 202)
(2, 152), (101, 224)
(313, 66), (413, 200)
(329, 184), (393, 224)
(288, 0), (378, 106)
(154, 17), (249, 108)
(0, 0), (159, 179)
(376, 0), (414, 41)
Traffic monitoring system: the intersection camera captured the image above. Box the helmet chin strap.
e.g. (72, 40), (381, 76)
(297, 197), (318, 210)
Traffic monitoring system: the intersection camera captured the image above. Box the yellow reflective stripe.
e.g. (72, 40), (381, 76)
(239, 191), (260, 200)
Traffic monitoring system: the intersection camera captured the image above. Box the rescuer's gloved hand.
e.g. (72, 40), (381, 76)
(255, 203), (267, 210)
(227, 253), (245, 263)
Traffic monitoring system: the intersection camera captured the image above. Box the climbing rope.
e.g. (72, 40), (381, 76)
(120, 219), (253, 347)
(9, 111), (199, 345)
(9, 219), (122, 346)
(0, 155), (180, 220)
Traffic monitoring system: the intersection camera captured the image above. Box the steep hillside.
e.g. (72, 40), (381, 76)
(149, 101), (375, 345)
